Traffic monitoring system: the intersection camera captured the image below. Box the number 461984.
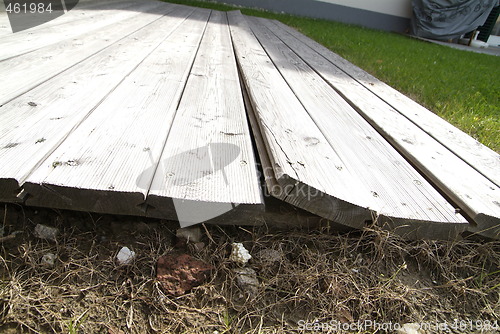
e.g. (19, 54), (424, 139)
(6, 2), (54, 14)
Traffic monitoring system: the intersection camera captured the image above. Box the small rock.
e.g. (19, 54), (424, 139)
(41, 253), (57, 267)
(233, 267), (259, 297)
(116, 247), (136, 265)
(176, 227), (202, 243)
(34, 224), (59, 241)
(395, 323), (425, 334)
(157, 253), (213, 296)
(229, 243), (252, 265)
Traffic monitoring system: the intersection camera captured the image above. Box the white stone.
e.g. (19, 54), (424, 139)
(116, 247), (136, 265)
(34, 224), (59, 241)
(229, 242), (252, 264)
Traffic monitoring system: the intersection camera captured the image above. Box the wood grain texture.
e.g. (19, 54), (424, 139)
(22, 8), (211, 215)
(0, 5), (196, 203)
(0, 2), (180, 106)
(241, 78), (344, 231)
(0, 0), (164, 61)
(0, 0), (145, 37)
(0, 12), (10, 37)
(147, 11), (263, 226)
(270, 20), (500, 188)
(262, 18), (500, 238)
(228, 11), (373, 229)
(247, 16), (467, 239)
(240, 34), (358, 235)
(0, 1), (140, 37)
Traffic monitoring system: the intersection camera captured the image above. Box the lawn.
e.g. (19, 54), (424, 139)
(164, 0), (500, 152)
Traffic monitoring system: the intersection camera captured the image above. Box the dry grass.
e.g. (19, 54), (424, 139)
(0, 204), (499, 333)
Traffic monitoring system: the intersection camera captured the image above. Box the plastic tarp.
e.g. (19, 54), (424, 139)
(411, 0), (500, 40)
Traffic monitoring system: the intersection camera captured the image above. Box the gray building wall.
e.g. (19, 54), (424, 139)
(221, 0), (412, 32)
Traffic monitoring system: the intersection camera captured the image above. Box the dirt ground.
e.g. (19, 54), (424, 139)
(0, 203), (499, 333)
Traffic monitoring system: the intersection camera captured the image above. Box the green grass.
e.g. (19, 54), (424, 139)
(163, 0), (500, 152)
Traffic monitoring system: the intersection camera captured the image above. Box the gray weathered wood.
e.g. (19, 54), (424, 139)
(262, 18), (500, 238)
(0, 0), (148, 40)
(0, 0), (165, 61)
(241, 73), (338, 230)
(0, 2), (181, 106)
(0, 1), (140, 37)
(0, 5), (197, 203)
(228, 11), (374, 229)
(247, 16), (467, 239)
(0, 2), (495, 237)
(0, 12), (10, 37)
(22, 8), (211, 215)
(270, 20), (500, 188)
(146, 11), (263, 226)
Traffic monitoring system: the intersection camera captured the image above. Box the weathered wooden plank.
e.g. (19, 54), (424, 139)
(238, 32), (350, 235)
(146, 11), (263, 226)
(241, 72), (364, 232)
(0, 5), (197, 203)
(228, 11), (374, 229)
(22, 8), (211, 216)
(0, 0), (144, 38)
(0, 0), (165, 61)
(263, 18), (500, 238)
(0, 0), (144, 37)
(0, 1), (139, 37)
(0, 11), (10, 37)
(270, 20), (500, 188)
(0, 2), (183, 106)
(247, 16), (467, 239)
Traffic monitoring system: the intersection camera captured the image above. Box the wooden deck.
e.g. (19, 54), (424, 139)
(0, 1), (498, 238)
